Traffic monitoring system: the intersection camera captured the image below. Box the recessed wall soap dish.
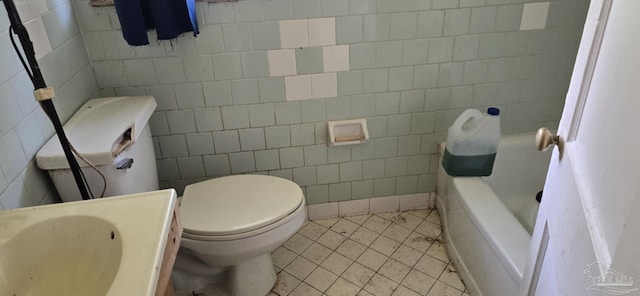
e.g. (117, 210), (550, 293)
(327, 119), (369, 146)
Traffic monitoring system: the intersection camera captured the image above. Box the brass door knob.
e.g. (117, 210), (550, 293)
(536, 127), (559, 151)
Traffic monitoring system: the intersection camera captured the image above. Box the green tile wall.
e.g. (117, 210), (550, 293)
(77, 0), (588, 203)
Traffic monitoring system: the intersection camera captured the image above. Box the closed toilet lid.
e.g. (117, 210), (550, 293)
(180, 175), (304, 236)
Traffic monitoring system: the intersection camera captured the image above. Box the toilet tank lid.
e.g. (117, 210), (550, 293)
(180, 175), (304, 236)
(36, 96), (157, 170)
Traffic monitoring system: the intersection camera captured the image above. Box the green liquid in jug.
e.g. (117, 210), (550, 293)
(442, 148), (497, 176)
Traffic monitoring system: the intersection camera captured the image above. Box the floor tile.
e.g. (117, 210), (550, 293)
(326, 277), (361, 296)
(178, 285), (227, 296)
(356, 248), (389, 271)
(285, 256), (318, 280)
(425, 239), (449, 263)
(363, 215), (392, 233)
(438, 265), (465, 291)
(382, 224), (413, 243)
(401, 269), (436, 295)
(345, 214), (371, 225)
(391, 285), (422, 296)
(321, 252), (354, 275)
(342, 262), (376, 288)
(300, 222), (329, 240)
(331, 218), (360, 236)
(273, 271), (301, 295)
(370, 235), (402, 256)
(272, 246), (298, 269)
(284, 233), (314, 254)
(426, 280), (463, 296)
(405, 209), (430, 219)
(315, 217), (341, 228)
(426, 210), (440, 225)
(363, 274), (398, 296)
(390, 244), (423, 268)
(394, 212), (423, 231)
(414, 253), (447, 278)
(376, 211), (403, 221)
(414, 220), (442, 239)
(317, 229), (348, 250)
(302, 242), (333, 265)
(351, 226), (380, 246)
(378, 259), (411, 283)
(289, 282), (323, 296)
(305, 266), (339, 292)
(403, 231), (434, 252)
(271, 208), (468, 296)
(336, 239), (368, 260)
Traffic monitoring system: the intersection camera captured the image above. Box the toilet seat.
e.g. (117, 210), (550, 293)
(180, 175), (304, 239)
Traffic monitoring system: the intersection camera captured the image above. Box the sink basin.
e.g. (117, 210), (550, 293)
(0, 189), (177, 296)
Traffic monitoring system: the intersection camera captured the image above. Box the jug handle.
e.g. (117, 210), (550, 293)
(450, 109), (482, 131)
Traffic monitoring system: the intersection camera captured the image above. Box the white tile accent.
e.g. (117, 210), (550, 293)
(322, 45), (350, 72)
(308, 202), (339, 220)
(268, 49), (297, 77)
(520, 2), (550, 31)
(308, 18), (336, 47)
(370, 195), (400, 213)
(310, 72), (337, 99)
(338, 199), (370, 216)
(285, 74), (312, 101)
(24, 17), (52, 60)
(307, 193), (435, 221)
(279, 19), (309, 49)
(399, 193), (430, 211)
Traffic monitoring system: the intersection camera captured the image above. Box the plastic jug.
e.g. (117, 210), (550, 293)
(442, 107), (501, 176)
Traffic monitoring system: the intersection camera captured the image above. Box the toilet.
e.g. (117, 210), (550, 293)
(172, 175), (306, 295)
(35, 96), (307, 295)
(36, 96), (159, 201)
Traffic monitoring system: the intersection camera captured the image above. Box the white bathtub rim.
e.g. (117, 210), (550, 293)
(436, 194), (484, 296)
(451, 177), (530, 284)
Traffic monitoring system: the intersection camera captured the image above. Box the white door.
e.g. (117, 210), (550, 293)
(520, 0), (640, 295)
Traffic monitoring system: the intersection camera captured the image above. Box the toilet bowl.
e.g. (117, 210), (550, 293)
(171, 175), (306, 296)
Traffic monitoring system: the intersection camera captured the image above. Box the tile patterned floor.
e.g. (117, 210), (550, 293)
(185, 209), (469, 296)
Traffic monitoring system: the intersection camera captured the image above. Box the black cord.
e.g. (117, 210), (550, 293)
(8, 26), (33, 81)
(79, 167), (96, 199)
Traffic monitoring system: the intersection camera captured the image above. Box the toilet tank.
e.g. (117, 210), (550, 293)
(36, 96), (159, 202)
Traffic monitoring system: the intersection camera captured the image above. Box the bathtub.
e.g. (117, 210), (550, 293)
(436, 133), (552, 296)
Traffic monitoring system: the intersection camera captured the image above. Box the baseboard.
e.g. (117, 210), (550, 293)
(306, 192), (436, 220)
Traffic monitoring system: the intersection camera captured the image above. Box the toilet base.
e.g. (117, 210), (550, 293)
(172, 253), (277, 296)
(228, 254), (277, 296)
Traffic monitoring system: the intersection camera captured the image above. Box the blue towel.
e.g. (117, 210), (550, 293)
(113, 0), (199, 46)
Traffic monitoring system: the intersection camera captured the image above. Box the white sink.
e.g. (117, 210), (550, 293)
(0, 189), (177, 296)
